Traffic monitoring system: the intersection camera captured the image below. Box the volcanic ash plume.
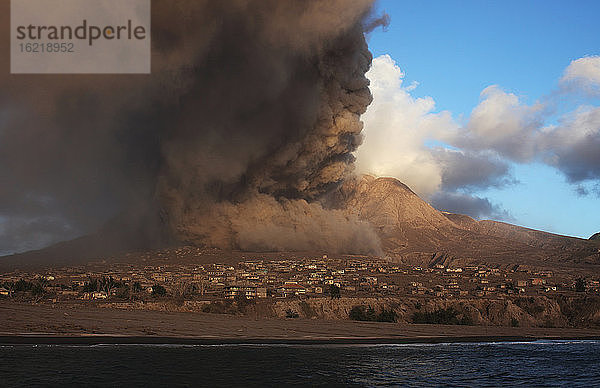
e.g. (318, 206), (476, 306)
(155, 0), (382, 254)
(0, 0), (384, 255)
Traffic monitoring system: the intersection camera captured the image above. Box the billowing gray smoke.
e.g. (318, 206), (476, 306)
(0, 0), (384, 255)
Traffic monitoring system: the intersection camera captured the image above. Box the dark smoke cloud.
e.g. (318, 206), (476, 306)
(0, 215), (75, 255)
(424, 149), (515, 221)
(430, 191), (513, 221)
(555, 134), (600, 183)
(0, 0), (382, 255)
(431, 148), (516, 192)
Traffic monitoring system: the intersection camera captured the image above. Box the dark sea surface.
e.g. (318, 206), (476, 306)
(2, 340), (600, 387)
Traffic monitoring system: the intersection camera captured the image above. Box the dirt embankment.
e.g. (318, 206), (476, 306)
(269, 296), (600, 328)
(100, 295), (600, 329)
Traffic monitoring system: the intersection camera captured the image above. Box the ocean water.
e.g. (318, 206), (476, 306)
(1, 341), (600, 387)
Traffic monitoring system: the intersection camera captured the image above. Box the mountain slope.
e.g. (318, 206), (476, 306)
(337, 175), (600, 268)
(335, 176), (461, 252)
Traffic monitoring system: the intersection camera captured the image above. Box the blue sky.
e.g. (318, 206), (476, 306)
(362, 0), (600, 238)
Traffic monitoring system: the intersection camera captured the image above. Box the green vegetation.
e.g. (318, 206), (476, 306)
(411, 307), (472, 325)
(298, 301), (317, 319)
(328, 284), (341, 299)
(200, 296), (256, 315)
(511, 317), (520, 327)
(349, 305), (397, 323)
(514, 297), (546, 315)
(2, 279), (46, 297)
(505, 282), (517, 293)
(151, 284), (167, 296)
(83, 276), (122, 294)
(285, 309), (300, 318)
(575, 278), (587, 293)
(201, 300), (238, 315)
(233, 294), (254, 313)
(132, 282), (143, 293)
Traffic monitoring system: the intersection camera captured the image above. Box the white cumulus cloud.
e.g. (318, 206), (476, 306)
(560, 56), (600, 93)
(356, 54), (457, 196)
(454, 85), (544, 162)
(357, 54), (600, 220)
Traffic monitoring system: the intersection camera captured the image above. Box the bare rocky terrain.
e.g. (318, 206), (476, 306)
(334, 176), (600, 269)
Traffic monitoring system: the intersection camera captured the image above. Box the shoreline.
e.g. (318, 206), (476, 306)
(3, 302), (600, 346)
(2, 334), (600, 346)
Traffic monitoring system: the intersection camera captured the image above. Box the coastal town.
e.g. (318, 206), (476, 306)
(1, 246), (598, 304)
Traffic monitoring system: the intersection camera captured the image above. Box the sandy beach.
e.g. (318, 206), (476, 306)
(2, 302), (600, 344)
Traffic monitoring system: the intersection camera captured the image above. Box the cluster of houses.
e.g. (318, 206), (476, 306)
(1, 250), (599, 301)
